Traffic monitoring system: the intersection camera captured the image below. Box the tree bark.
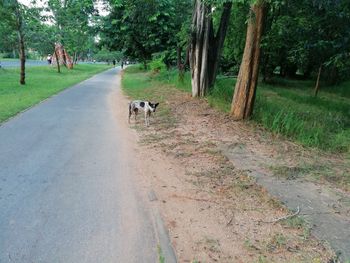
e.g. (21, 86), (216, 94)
(189, 0), (211, 97)
(230, 3), (267, 120)
(314, 65), (322, 97)
(14, 2), (25, 85)
(18, 30), (25, 85)
(208, 2), (232, 88)
(54, 49), (61, 73)
(189, 1), (232, 97)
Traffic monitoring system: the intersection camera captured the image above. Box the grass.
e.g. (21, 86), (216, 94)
(152, 68), (350, 154)
(0, 64), (111, 123)
(157, 245), (165, 263)
(122, 65), (177, 131)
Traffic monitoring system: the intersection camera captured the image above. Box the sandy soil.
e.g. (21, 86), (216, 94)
(111, 75), (349, 262)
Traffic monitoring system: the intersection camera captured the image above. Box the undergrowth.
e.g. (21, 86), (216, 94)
(150, 67), (350, 154)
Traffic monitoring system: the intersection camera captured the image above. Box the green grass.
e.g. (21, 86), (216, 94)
(156, 69), (350, 154)
(122, 65), (178, 130)
(122, 65), (350, 154)
(0, 64), (111, 123)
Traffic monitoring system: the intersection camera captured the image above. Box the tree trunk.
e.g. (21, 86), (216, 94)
(208, 2), (232, 88)
(18, 31), (25, 85)
(314, 65), (322, 97)
(189, 0), (211, 97)
(177, 46), (185, 82)
(189, 1), (232, 97)
(54, 49), (61, 73)
(14, 2), (25, 85)
(178, 45), (190, 83)
(230, 3), (267, 120)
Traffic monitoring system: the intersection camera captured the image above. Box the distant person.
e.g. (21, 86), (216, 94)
(47, 54), (52, 65)
(121, 61), (124, 69)
(112, 59), (116, 67)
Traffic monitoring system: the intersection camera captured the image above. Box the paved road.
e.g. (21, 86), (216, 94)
(0, 68), (157, 262)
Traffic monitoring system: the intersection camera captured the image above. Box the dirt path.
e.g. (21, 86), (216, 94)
(119, 75), (350, 262)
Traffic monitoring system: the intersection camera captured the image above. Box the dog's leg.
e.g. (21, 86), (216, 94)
(145, 110), (148, 126)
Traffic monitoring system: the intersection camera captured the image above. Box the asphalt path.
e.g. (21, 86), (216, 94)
(0, 68), (157, 262)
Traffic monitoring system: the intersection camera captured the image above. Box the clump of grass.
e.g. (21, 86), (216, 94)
(266, 233), (287, 252)
(157, 245), (165, 263)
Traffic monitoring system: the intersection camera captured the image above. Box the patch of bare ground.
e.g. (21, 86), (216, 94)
(120, 82), (350, 262)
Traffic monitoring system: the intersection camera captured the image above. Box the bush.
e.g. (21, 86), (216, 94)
(149, 53), (167, 73)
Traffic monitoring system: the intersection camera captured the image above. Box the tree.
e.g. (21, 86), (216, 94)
(230, 1), (267, 120)
(189, 0), (232, 97)
(47, 0), (96, 68)
(0, 0), (27, 84)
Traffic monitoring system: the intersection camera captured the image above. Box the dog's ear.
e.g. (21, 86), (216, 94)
(155, 102), (159, 108)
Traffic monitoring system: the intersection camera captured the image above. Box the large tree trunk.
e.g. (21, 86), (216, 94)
(189, 1), (232, 97)
(189, 0), (211, 97)
(230, 3), (267, 120)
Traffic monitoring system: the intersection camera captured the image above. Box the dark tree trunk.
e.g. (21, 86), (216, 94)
(177, 46), (182, 70)
(208, 2), (232, 88)
(54, 49), (61, 73)
(314, 65), (322, 97)
(285, 64), (297, 78)
(189, 1), (232, 97)
(14, 2), (25, 85)
(177, 46), (185, 82)
(18, 31), (25, 85)
(231, 3), (267, 120)
(177, 45), (190, 83)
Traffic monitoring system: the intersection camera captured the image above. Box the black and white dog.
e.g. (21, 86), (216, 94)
(128, 100), (159, 126)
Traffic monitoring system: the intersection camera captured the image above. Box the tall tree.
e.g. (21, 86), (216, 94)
(230, 1), (267, 120)
(0, 0), (27, 84)
(47, 0), (96, 68)
(100, 0), (184, 68)
(189, 0), (232, 97)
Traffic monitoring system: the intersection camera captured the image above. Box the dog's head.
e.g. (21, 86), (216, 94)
(149, 102), (159, 112)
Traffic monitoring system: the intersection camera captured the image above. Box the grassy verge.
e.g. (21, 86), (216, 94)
(0, 64), (111, 123)
(151, 68), (350, 154)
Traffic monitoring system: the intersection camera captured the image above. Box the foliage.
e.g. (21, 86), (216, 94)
(47, 0), (97, 56)
(221, 2), (249, 74)
(149, 53), (167, 73)
(260, 0), (350, 83)
(93, 48), (122, 62)
(100, 0), (192, 65)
